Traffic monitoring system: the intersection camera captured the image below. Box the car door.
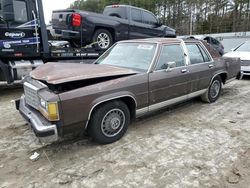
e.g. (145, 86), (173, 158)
(148, 43), (190, 108)
(129, 8), (151, 39)
(142, 11), (163, 37)
(185, 42), (215, 93)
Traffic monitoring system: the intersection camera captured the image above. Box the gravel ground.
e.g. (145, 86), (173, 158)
(0, 79), (250, 188)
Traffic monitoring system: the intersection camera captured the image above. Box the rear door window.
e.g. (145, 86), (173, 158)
(131, 8), (142, 23)
(103, 7), (127, 19)
(13, 0), (28, 23)
(186, 43), (211, 64)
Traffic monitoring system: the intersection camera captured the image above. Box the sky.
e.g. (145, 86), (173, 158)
(42, 0), (76, 24)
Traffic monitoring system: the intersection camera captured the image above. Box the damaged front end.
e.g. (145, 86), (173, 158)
(16, 62), (138, 141)
(16, 77), (61, 141)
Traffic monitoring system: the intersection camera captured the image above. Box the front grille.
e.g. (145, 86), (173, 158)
(241, 60), (250, 66)
(24, 82), (40, 110)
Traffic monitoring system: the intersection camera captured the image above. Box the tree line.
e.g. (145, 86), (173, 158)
(70, 0), (250, 35)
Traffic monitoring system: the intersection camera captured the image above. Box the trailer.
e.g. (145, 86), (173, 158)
(0, 0), (103, 84)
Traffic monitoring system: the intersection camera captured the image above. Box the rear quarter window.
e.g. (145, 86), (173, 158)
(103, 7), (127, 19)
(201, 41), (221, 58)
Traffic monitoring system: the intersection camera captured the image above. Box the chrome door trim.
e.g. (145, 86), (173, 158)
(136, 89), (207, 117)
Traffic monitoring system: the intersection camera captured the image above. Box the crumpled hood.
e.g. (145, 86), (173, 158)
(223, 51), (250, 61)
(31, 63), (137, 84)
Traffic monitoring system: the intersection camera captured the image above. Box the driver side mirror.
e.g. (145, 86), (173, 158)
(164, 61), (176, 72)
(2, 0), (15, 22)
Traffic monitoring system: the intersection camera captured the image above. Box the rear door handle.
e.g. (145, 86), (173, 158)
(208, 64), (214, 68)
(181, 69), (188, 73)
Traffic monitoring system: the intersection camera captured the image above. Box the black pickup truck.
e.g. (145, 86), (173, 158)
(52, 5), (176, 50)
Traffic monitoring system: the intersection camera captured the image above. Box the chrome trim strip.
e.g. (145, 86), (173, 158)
(147, 43), (161, 73)
(225, 77), (236, 84)
(85, 94), (137, 129)
(148, 95), (188, 112)
(24, 82), (39, 91)
(210, 71), (227, 85)
(136, 89), (207, 117)
(136, 107), (148, 117)
(188, 89), (207, 98)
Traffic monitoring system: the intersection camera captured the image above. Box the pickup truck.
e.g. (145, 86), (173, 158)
(16, 38), (241, 144)
(52, 5), (176, 50)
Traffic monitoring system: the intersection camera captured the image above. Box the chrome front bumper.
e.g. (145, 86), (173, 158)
(241, 66), (250, 76)
(16, 96), (58, 140)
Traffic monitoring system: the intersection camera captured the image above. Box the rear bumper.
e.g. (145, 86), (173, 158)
(55, 29), (80, 39)
(16, 96), (58, 140)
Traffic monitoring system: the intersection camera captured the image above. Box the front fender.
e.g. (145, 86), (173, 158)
(85, 91), (137, 129)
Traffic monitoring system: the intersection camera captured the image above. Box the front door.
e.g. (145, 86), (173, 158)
(141, 11), (163, 37)
(149, 43), (190, 109)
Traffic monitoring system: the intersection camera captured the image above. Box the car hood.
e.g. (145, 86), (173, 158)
(31, 63), (138, 84)
(223, 51), (250, 60)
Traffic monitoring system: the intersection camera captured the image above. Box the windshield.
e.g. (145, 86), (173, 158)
(95, 42), (157, 72)
(235, 42), (250, 52)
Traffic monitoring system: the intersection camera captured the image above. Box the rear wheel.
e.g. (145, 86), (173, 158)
(88, 100), (130, 144)
(201, 76), (222, 103)
(92, 29), (113, 50)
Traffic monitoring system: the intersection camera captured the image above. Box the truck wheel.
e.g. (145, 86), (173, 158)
(88, 100), (130, 144)
(92, 29), (113, 50)
(201, 76), (222, 103)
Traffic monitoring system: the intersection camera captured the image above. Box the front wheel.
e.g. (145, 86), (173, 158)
(201, 76), (222, 103)
(88, 100), (130, 144)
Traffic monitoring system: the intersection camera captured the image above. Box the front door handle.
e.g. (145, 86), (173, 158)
(181, 69), (188, 73)
(208, 64), (214, 68)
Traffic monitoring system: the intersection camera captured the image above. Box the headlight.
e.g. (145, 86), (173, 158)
(39, 98), (59, 121)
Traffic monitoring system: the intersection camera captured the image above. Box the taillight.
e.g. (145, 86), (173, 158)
(72, 13), (81, 27)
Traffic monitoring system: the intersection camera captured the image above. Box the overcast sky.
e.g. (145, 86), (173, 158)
(43, 0), (76, 24)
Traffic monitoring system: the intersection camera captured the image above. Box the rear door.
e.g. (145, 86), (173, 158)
(148, 43), (190, 108)
(185, 42), (215, 92)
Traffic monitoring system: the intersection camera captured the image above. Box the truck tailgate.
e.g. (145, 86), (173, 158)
(52, 10), (75, 30)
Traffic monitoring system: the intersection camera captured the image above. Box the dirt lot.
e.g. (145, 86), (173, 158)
(0, 80), (250, 188)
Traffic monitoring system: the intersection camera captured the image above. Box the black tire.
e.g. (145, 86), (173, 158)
(92, 29), (113, 50)
(88, 100), (130, 144)
(201, 76), (222, 103)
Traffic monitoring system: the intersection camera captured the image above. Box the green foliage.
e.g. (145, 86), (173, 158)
(70, 0), (250, 35)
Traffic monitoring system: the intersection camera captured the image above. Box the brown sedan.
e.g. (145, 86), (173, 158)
(16, 38), (241, 144)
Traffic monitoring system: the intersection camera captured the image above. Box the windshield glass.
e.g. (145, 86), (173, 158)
(95, 42), (157, 72)
(235, 42), (250, 52)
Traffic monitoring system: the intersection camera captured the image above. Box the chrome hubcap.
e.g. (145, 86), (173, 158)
(210, 80), (220, 98)
(101, 109), (125, 137)
(97, 33), (110, 49)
